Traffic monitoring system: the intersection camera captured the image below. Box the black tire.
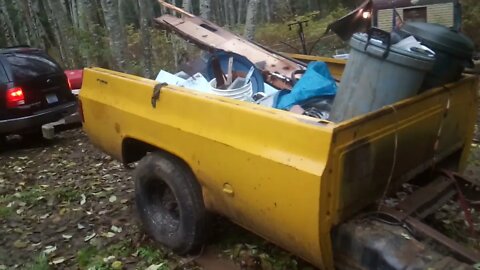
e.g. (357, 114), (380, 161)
(134, 152), (207, 255)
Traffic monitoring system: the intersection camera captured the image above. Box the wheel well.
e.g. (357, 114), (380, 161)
(121, 138), (192, 172)
(122, 138), (158, 165)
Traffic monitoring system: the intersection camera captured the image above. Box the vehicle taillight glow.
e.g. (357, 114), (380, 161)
(67, 79), (72, 90)
(6, 87), (25, 108)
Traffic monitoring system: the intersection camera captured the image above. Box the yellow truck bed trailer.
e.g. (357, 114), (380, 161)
(79, 58), (479, 270)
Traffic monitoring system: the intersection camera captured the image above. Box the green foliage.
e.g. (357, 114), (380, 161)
(137, 246), (166, 265)
(77, 246), (100, 268)
(25, 254), (50, 270)
(76, 240), (138, 270)
(0, 206), (13, 218)
(76, 24), (110, 68)
(462, 0), (480, 49)
(254, 8), (348, 56)
(53, 187), (81, 203)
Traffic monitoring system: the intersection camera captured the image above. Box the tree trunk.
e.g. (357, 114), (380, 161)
(244, 0), (260, 41)
(44, 0), (67, 65)
(265, 0), (272, 22)
(27, 0), (48, 48)
(237, 0), (245, 24)
(100, 0), (129, 71)
(46, 0), (76, 67)
(70, 0), (79, 28)
(78, 0), (102, 66)
(228, 0), (235, 26)
(118, 0), (127, 26)
(18, 0), (47, 48)
(182, 0), (192, 13)
(0, 0), (18, 46)
(199, 0), (211, 20)
(10, 1), (32, 46)
(138, 0), (153, 79)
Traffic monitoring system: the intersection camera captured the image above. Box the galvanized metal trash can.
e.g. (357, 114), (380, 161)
(400, 22), (475, 89)
(330, 29), (435, 122)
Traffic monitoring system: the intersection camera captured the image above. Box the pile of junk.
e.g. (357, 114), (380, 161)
(154, 1), (475, 123)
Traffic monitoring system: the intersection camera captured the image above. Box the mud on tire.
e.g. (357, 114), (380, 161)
(134, 152), (207, 254)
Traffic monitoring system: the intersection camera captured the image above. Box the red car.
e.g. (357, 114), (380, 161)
(64, 69), (83, 95)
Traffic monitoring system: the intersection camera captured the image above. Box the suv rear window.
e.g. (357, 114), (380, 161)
(6, 51), (62, 82)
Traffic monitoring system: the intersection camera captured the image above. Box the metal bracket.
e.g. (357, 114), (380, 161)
(151, 83), (167, 109)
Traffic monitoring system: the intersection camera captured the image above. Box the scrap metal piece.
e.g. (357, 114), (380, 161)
(154, 12), (306, 89)
(326, 0), (373, 41)
(151, 83), (167, 109)
(41, 113), (82, 139)
(333, 219), (474, 270)
(158, 0), (194, 17)
(381, 208), (480, 264)
(395, 176), (456, 219)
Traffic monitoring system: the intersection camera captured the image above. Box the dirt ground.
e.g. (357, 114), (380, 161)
(1, 114), (480, 269)
(0, 130), (309, 270)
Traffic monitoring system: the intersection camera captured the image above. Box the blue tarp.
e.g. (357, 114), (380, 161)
(274, 61), (337, 110)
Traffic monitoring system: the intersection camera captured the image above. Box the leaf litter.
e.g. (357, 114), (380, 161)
(1, 127), (479, 270)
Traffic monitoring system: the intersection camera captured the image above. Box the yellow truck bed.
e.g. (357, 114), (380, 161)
(79, 59), (478, 269)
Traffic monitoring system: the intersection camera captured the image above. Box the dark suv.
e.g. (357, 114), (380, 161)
(0, 47), (77, 139)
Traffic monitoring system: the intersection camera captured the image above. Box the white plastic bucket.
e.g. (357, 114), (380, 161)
(209, 77), (253, 101)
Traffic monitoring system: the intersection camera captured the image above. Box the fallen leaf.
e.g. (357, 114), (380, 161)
(111, 225), (122, 233)
(84, 232), (96, 242)
(51, 257), (65, 265)
(80, 194), (86, 205)
(13, 240), (28, 249)
(111, 261), (123, 270)
(145, 263), (167, 270)
(109, 195), (117, 203)
(102, 232), (116, 238)
(44, 245), (57, 255)
(103, 256), (116, 263)
(77, 223), (86, 230)
(62, 234), (73, 240)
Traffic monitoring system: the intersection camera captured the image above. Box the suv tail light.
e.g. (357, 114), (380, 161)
(67, 79), (72, 90)
(6, 87), (25, 108)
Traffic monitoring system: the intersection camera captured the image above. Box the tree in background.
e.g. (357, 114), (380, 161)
(5, 0), (475, 75)
(0, 0), (18, 47)
(100, 0), (129, 71)
(461, 0), (480, 49)
(244, 0), (260, 40)
(200, 0), (212, 20)
(138, 0), (153, 78)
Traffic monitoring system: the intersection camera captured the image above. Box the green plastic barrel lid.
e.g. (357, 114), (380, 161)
(401, 22), (474, 59)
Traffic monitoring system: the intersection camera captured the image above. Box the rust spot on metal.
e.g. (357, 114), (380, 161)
(114, 123), (121, 134)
